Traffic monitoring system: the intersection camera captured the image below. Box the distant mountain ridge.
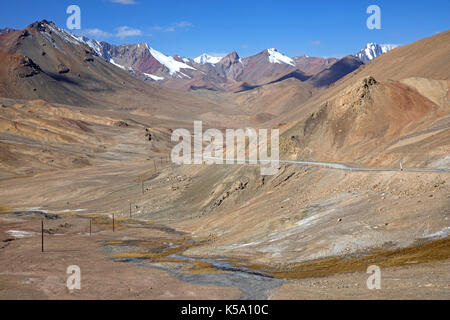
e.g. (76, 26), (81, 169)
(83, 39), (398, 91)
(86, 39), (344, 91)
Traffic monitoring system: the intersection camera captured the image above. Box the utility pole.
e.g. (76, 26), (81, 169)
(41, 220), (44, 252)
(112, 213), (115, 232)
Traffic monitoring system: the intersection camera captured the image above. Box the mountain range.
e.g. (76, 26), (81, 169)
(0, 21), (399, 93)
(67, 24), (396, 92)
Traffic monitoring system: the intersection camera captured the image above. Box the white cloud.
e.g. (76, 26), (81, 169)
(310, 40), (321, 46)
(80, 26), (142, 39)
(175, 21), (193, 28)
(109, 0), (138, 4)
(152, 21), (193, 32)
(115, 26), (142, 38)
(83, 28), (112, 38)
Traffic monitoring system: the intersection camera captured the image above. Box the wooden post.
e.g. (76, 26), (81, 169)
(112, 213), (115, 232)
(141, 179), (144, 194)
(129, 202), (132, 218)
(41, 220), (44, 252)
(154, 159), (156, 170)
(89, 219), (92, 236)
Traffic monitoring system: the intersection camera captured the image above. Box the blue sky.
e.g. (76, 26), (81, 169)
(1, 0), (449, 58)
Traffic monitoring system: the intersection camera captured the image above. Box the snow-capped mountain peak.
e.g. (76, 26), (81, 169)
(266, 48), (295, 66)
(355, 43), (398, 63)
(194, 53), (224, 65)
(148, 47), (197, 75)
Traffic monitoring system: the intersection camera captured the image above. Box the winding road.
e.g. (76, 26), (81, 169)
(202, 156), (450, 173)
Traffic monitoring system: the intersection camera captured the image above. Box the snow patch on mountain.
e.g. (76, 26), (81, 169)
(149, 47), (196, 75)
(178, 72), (191, 79)
(194, 53), (224, 65)
(109, 59), (126, 70)
(143, 73), (164, 81)
(267, 48), (295, 66)
(355, 43), (398, 63)
(78, 36), (103, 56)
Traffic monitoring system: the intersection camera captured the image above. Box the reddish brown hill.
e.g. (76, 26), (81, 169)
(293, 56), (338, 75)
(234, 49), (296, 86)
(307, 55), (363, 87)
(284, 77), (443, 162)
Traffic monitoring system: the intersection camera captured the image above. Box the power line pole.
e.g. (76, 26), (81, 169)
(41, 220), (44, 252)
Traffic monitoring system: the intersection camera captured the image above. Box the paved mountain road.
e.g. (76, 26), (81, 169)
(202, 156), (450, 173)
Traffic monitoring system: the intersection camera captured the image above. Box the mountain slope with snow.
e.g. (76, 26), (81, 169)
(267, 48), (295, 66)
(84, 39), (198, 81)
(355, 43), (398, 63)
(149, 47), (197, 75)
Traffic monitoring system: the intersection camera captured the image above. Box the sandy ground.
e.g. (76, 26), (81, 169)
(0, 213), (241, 300)
(1, 209), (449, 300)
(271, 260), (450, 300)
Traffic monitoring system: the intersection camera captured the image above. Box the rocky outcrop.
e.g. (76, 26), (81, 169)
(57, 63), (70, 74)
(212, 176), (249, 208)
(15, 56), (41, 78)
